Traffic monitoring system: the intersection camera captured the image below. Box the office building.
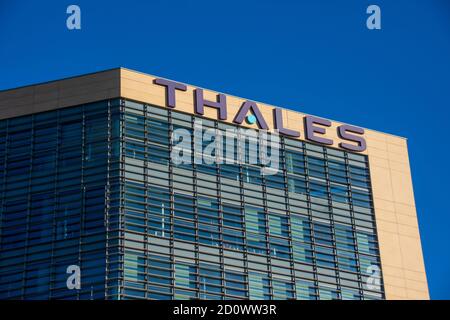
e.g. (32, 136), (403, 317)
(0, 68), (429, 299)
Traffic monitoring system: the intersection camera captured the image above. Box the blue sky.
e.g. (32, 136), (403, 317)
(1, 0), (449, 299)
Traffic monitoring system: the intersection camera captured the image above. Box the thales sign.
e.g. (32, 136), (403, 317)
(153, 78), (366, 152)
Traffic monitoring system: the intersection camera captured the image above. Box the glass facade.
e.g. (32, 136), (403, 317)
(0, 100), (120, 299)
(0, 98), (385, 300)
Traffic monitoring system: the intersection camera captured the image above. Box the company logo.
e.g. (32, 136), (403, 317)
(153, 78), (366, 152)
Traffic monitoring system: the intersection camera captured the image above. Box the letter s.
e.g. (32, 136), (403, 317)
(338, 125), (366, 152)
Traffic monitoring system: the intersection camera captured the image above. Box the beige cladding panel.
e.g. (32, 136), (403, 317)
(0, 69), (121, 120)
(367, 136), (429, 300)
(0, 67), (429, 299)
(120, 68), (367, 154)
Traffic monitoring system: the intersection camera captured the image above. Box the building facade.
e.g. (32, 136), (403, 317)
(0, 68), (429, 300)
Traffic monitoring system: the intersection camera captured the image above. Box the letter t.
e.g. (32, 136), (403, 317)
(153, 78), (187, 108)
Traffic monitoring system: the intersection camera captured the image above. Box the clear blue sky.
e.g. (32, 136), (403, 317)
(1, 0), (449, 299)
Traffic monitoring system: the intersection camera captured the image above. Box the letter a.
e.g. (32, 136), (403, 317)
(66, 265), (81, 289)
(366, 5), (381, 30)
(66, 5), (81, 30)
